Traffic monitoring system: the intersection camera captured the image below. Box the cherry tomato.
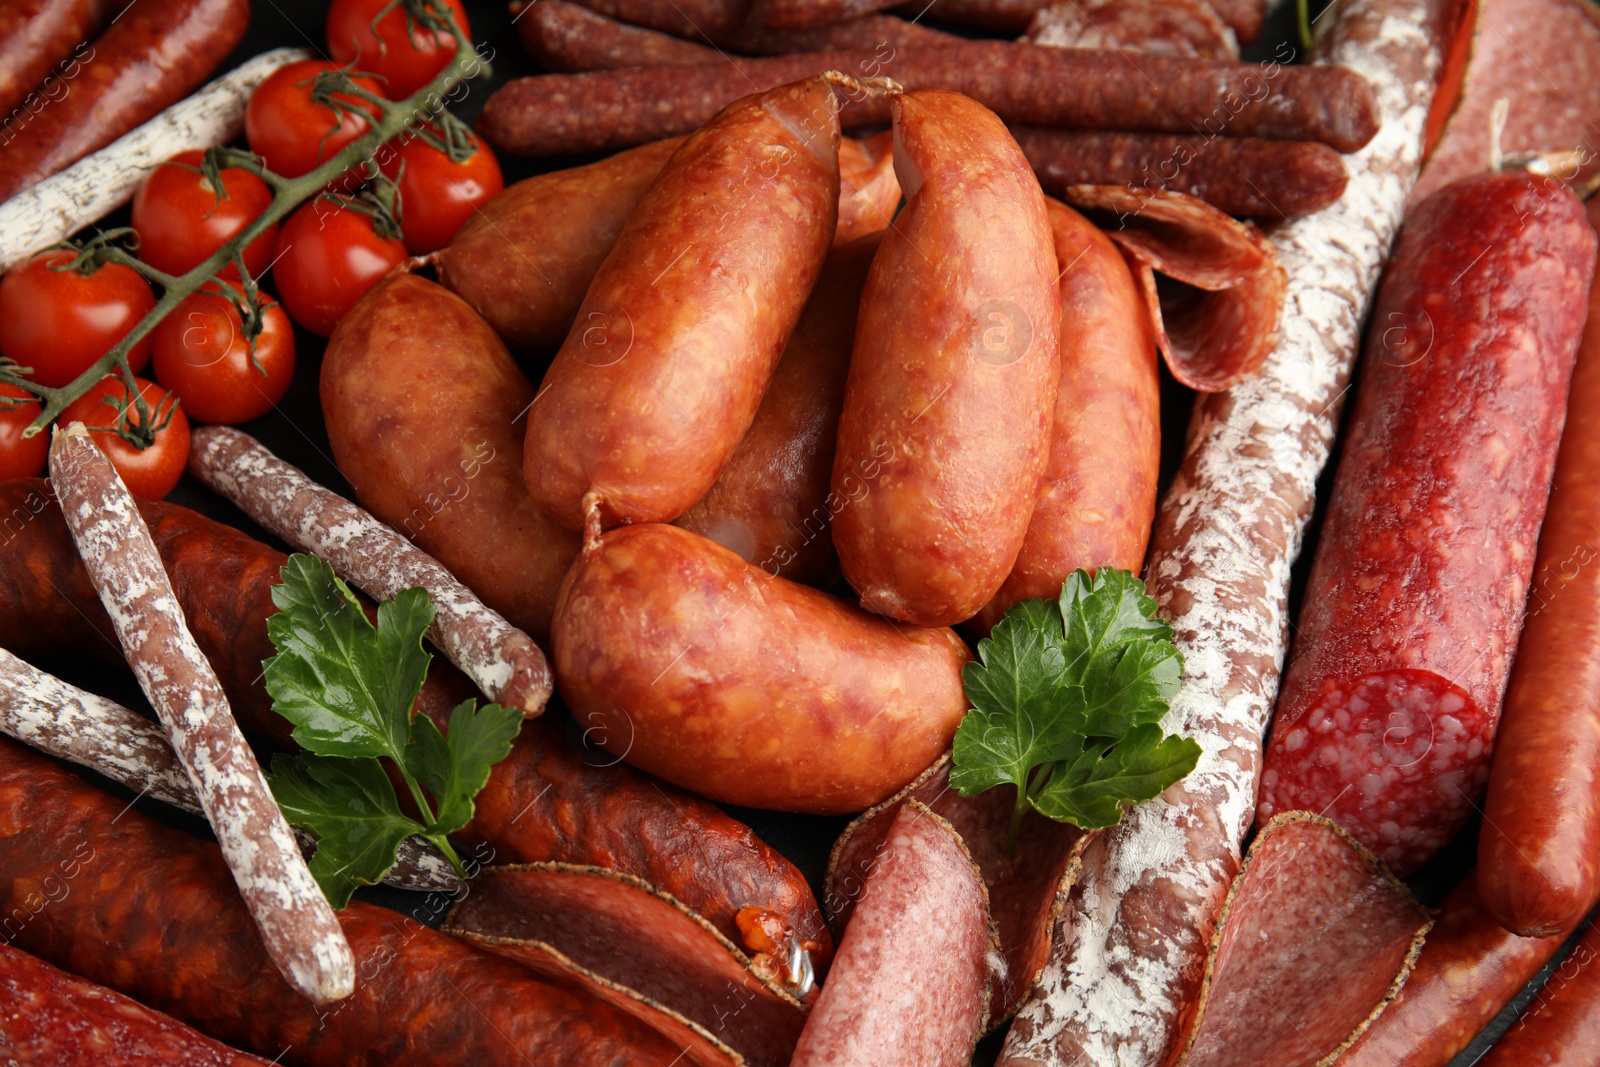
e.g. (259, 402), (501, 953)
(0, 252), (154, 388)
(327, 0), (471, 100)
(245, 60), (383, 184)
(0, 384), (47, 479)
(272, 197), (407, 337)
(377, 130), (503, 254)
(152, 288), (295, 425)
(131, 150), (278, 280)
(58, 375), (190, 499)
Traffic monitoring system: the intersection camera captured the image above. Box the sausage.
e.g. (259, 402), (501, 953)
(750, 0), (898, 30)
(0, 941), (273, 1065)
(48, 425), (353, 1006)
(1340, 877), (1569, 1067)
(1476, 204), (1600, 938)
(1256, 171), (1596, 877)
(0, 0), (249, 204)
(0, 0), (116, 120)
(189, 425), (554, 717)
(1208, 0), (1271, 43)
(831, 89), (1060, 627)
(835, 130), (898, 245)
(907, 0), (1049, 32)
(517, 0), (719, 70)
(0, 737), (687, 1066)
(317, 273), (579, 646)
(0, 480), (836, 968)
(1477, 920), (1600, 1067)
(997, 0), (1448, 1062)
(711, 11), (959, 52)
(551, 522), (972, 814)
(557, 0), (750, 35)
(1015, 127), (1349, 220)
(476, 44), (1381, 157)
(1026, 0), (1238, 59)
(674, 233), (879, 587)
(522, 76), (840, 530)
(967, 198), (1159, 636)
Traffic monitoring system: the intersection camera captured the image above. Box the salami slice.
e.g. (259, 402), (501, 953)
(1256, 171), (1595, 876)
(792, 802), (997, 1067)
(998, 0), (1448, 1062)
(1026, 0), (1239, 60)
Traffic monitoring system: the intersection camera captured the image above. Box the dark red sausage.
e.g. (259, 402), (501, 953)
(0, 480), (835, 968)
(0, 0), (249, 203)
(558, 0), (750, 35)
(750, 0), (897, 30)
(1256, 172), (1597, 876)
(1478, 920), (1600, 1067)
(517, 0), (718, 70)
(711, 11), (958, 52)
(0, 0), (117, 120)
(0, 738), (684, 1066)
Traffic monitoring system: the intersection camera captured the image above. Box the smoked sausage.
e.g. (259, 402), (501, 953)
(967, 198), (1159, 635)
(831, 88), (1059, 627)
(523, 76), (840, 530)
(0, 0), (116, 121)
(1257, 171), (1596, 876)
(551, 522), (972, 814)
(1477, 920), (1600, 1067)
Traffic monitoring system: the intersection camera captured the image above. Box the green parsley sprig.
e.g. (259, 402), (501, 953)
(950, 568), (1201, 852)
(262, 554), (522, 907)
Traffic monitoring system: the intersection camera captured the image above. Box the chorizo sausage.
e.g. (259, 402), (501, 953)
(831, 88), (1059, 627)
(0, 737), (686, 1066)
(967, 198), (1159, 635)
(551, 522), (971, 814)
(674, 233), (880, 587)
(0, 481), (835, 968)
(523, 76), (840, 530)
(0, 0), (249, 203)
(0, 0), (116, 120)
(1256, 172), (1596, 877)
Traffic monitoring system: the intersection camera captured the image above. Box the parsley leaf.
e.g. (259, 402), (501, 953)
(261, 554), (523, 905)
(951, 569), (1200, 849)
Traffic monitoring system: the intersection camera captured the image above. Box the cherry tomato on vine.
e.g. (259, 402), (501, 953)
(327, 0), (471, 101)
(377, 130), (502, 254)
(272, 197), (407, 337)
(0, 385), (47, 479)
(245, 59), (383, 184)
(0, 251), (154, 388)
(131, 150), (278, 279)
(58, 375), (190, 499)
(152, 288), (296, 425)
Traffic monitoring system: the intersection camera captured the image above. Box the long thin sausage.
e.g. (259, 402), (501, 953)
(0, 0), (116, 119)
(559, 0), (749, 35)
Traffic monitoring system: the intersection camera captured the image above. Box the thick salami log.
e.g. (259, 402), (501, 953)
(1027, 0), (1239, 59)
(1015, 128), (1349, 220)
(1256, 171), (1594, 876)
(188, 425), (554, 718)
(0, 0), (116, 121)
(48, 425), (353, 1006)
(0, 481), (835, 971)
(1478, 202), (1600, 938)
(0, 737), (686, 1066)
(0, 0), (249, 203)
(0, 941), (272, 1066)
(1477, 920), (1600, 1067)
(998, 1), (1449, 1063)
(476, 44), (1381, 157)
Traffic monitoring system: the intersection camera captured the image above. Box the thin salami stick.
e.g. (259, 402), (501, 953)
(1014, 127), (1348, 220)
(477, 42), (1380, 157)
(48, 423), (354, 1006)
(518, 0), (718, 69)
(998, 0), (1447, 1064)
(0, 647), (461, 895)
(749, 0), (898, 29)
(188, 425), (552, 718)
(0, 48), (310, 271)
(711, 11), (957, 52)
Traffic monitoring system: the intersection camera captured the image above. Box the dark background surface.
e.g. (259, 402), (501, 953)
(35, 1), (1589, 1064)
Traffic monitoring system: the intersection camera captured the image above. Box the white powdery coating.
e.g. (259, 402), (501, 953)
(0, 49), (310, 271)
(189, 427), (547, 713)
(1000, 3), (1442, 1065)
(50, 431), (354, 1004)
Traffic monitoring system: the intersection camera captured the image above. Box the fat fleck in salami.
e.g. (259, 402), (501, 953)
(1257, 171), (1595, 876)
(188, 425), (554, 718)
(999, 0), (1448, 1063)
(48, 425), (354, 1006)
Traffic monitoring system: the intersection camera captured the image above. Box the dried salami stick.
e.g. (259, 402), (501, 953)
(48, 423), (354, 1006)
(0, 647), (461, 895)
(188, 425), (552, 718)
(518, 0), (718, 69)
(998, 0), (1448, 1063)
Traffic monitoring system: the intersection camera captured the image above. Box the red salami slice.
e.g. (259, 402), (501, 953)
(444, 864), (808, 1067)
(1063, 184), (1286, 391)
(1026, 0), (1239, 60)
(793, 801), (997, 1067)
(0, 942), (271, 1066)
(1171, 813), (1431, 1066)
(824, 756), (1089, 1027)
(1257, 171), (1596, 876)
